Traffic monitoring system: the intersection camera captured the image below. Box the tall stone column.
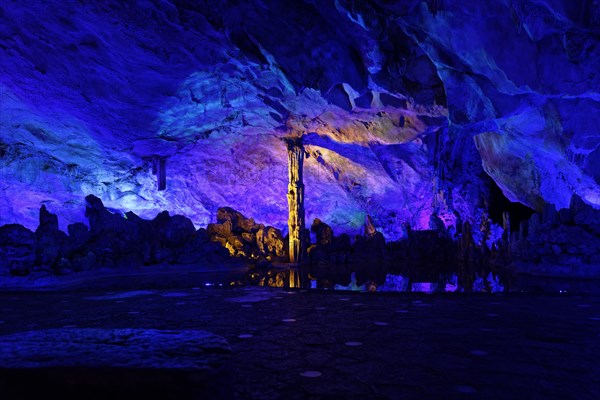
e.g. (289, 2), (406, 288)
(286, 137), (305, 264)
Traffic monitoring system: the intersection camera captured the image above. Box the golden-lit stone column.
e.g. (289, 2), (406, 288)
(286, 137), (305, 264)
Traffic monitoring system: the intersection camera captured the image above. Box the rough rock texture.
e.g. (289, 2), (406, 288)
(0, 0), (599, 241)
(286, 137), (306, 263)
(208, 206), (285, 261)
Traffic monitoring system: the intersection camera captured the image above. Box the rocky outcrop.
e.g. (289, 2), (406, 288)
(256, 226), (285, 258)
(510, 196), (600, 277)
(216, 207), (262, 234)
(208, 207), (285, 261)
(0, 197), (236, 277)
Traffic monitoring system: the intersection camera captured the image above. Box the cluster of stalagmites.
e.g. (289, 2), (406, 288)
(2, 195), (599, 278)
(0, 195), (232, 276)
(510, 195), (600, 277)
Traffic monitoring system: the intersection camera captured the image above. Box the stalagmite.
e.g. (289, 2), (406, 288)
(286, 137), (305, 264)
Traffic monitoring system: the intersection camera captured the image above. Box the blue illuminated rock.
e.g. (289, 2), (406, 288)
(0, 0), (598, 245)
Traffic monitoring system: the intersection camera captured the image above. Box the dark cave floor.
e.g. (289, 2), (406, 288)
(0, 284), (599, 399)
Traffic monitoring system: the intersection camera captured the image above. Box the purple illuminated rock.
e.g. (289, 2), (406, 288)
(0, 0), (598, 247)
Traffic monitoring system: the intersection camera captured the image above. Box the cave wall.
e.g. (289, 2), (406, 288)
(0, 0), (598, 240)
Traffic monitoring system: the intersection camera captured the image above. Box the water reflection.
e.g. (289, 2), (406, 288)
(301, 262), (510, 293)
(288, 262), (600, 294)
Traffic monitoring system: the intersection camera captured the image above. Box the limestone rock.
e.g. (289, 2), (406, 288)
(207, 220), (233, 238)
(241, 232), (256, 244)
(428, 213), (448, 237)
(69, 251), (97, 272)
(353, 232), (387, 261)
(217, 207), (260, 233)
(85, 195), (127, 237)
(256, 226), (285, 257)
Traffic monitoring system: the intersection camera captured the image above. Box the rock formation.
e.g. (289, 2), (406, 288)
(207, 207), (285, 262)
(3, 1), (598, 246)
(510, 195), (600, 277)
(2, 1), (600, 283)
(286, 137), (306, 264)
(1, 196), (236, 276)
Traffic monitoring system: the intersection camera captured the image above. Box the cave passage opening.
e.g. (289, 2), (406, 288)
(487, 178), (535, 232)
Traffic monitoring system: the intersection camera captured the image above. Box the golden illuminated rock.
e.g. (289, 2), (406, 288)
(286, 137), (305, 264)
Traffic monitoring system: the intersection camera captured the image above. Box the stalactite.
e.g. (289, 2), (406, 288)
(151, 156), (167, 191)
(286, 137), (305, 264)
(157, 158), (166, 191)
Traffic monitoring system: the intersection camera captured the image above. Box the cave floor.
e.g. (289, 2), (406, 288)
(0, 284), (599, 399)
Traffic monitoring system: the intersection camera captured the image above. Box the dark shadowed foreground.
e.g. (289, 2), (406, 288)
(1, 284), (599, 399)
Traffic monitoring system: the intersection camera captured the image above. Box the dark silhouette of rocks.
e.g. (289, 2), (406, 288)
(0, 225), (36, 276)
(2, 195), (599, 279)
(510, 195), (600, 277)
(1, 196), (234, 276)
(34, 205), (70, 274)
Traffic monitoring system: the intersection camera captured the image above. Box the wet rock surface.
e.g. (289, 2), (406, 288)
(0, 286), (598, 399)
